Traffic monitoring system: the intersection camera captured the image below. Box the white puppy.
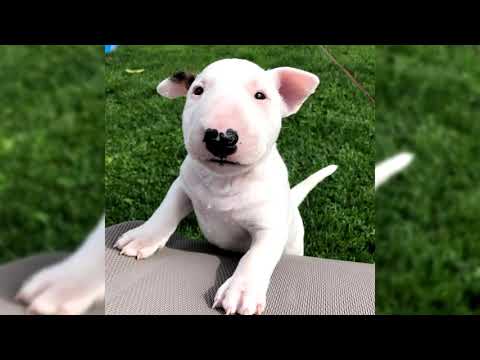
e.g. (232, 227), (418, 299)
(16, 215), (105, 315)
(114, 59), (337, 315)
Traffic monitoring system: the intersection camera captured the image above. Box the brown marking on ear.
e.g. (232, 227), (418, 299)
(170, 71), (196, 90)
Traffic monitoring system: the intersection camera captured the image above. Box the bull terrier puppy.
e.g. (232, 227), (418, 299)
(114, 59), (337, 315)
(16, 215), (105, 315)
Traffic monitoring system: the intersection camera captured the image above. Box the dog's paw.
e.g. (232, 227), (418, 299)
(113, 226), (165, 260)
(212, 276), (267, 315)
(16, 263), (103, 315)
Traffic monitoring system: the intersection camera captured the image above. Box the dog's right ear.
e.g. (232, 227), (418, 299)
(156, 71), (196, 99)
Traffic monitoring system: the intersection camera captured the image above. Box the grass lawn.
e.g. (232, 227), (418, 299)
(106, 45), (375, 263)
(376, 46), (480, 314)
(0, 45), (105, 263)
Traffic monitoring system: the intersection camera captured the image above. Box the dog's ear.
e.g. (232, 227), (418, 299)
(268, 67), (319, 117)
(156, 71), (196, 99)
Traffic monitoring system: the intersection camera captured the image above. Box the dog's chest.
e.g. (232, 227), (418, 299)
(179, 155), (289, 252)
(181, 170), (261, 252)
(187, 180), (254, 252)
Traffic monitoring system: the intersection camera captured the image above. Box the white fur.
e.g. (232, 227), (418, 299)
(115, 59), (337, 315)
(375, 152), (414, 189)
(16, 215), (105, 315)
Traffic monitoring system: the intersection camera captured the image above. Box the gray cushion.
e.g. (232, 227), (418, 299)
(106, 221), (375, 315)
(0, 253), (105, 315)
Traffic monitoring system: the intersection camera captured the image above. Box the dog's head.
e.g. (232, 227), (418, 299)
(157, 59), (319, 175)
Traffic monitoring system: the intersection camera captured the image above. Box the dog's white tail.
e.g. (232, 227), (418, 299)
(290, 165), (338, 207)
(375, 152), (414, 189)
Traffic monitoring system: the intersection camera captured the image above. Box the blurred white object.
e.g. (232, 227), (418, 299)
(16, 215), (105, 315)
(375, 152), (414, 189)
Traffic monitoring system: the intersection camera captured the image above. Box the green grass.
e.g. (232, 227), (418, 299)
(376, 46), (480, 314)
(106, 45), (375, 263)
(0, 46), (105, 263)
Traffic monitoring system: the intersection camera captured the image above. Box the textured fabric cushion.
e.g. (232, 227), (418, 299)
(106, 221), (375, 315)
(0, 254), (105, 315)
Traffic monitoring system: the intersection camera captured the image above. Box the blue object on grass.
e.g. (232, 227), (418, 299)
(105, 45), (119, 54)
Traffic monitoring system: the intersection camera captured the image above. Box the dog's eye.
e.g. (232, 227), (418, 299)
(193, 86), (204, 96)
(254, 91), (266, 100)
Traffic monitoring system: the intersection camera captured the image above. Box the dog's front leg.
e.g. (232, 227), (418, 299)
(16, 215), (105, 315)
(114, 177), (192, 259)
(213, 228), (287, 315)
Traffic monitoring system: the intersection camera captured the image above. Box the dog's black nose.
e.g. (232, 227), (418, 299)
(203, 128), (239, 159)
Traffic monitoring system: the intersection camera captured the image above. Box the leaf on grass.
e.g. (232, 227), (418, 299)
(33, 211), (49, 225)
(0, 138), (15, 152)
(57, 177), (76, 188)
(125, 69), (145, 74)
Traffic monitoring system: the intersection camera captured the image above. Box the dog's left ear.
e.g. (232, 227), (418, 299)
(268, 67), (319, 118)
(157, 71), (196, 99)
